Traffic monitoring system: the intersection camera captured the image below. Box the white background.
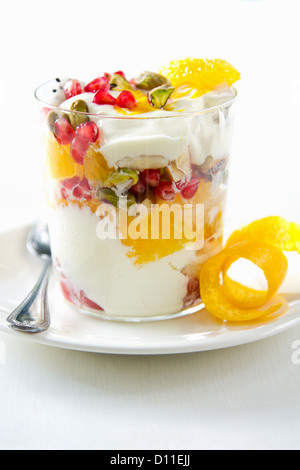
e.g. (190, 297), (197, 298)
(1, 0), (300, 450)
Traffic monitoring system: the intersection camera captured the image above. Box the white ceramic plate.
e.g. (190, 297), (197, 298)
(1, 225), (300, 355)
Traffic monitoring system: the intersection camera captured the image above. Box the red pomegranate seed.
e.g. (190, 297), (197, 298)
(114, 70), (126, 78)
(80, 290), (104, 311)
(155, 181), (176, 201)
(93, 89), (116, 105)
(103, 72), (112, 80)
(64, 79), (82, 100)
(61, 176), (80, 190)
(70, 136), (90, 164)
(73, 178), (92, 200)
(180, 178), (200, 199)
(175, 177), (189, 191)
(115, 90), (137, 109)
(142, 169), (161, 187)
(130, 176), (146, 195)
(40, 107), (51, 122)
(53, 118), (75, 145)
(61, 176), (80, 199)
(60, 280), (73, 303)
(84, 76), (110, 93)
(76, 121), (99, 143)
(61, 176), (92, 200)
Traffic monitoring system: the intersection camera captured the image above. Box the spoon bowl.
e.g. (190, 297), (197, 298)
(6, 221), (52, 333)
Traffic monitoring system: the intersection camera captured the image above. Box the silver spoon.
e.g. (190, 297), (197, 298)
(6, 220), (52, 333)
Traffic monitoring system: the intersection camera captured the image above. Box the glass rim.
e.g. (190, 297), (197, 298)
(34, 79), (238, 121)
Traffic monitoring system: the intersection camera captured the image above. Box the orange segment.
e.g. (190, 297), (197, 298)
(46, 133), (81, 179)
(84, 146), (112, 182)
(159, 58), (240, 96)
(120, 204), (201, 265)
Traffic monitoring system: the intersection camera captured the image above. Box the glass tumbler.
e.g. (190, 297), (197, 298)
(35, 82), (237, 321)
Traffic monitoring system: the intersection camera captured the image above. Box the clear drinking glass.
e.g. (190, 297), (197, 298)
(35, 81), (237, 321)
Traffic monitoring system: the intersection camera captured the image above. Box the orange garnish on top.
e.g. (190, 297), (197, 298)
(159, 58), (240, 96)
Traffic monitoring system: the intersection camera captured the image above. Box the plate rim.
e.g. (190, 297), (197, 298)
(1, 224), (300, 355)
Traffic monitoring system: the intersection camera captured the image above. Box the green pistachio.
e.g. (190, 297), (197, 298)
(134, 71), (171, 91)
(103, 168), (139, 190)
(98, 188), (136, 208)
(147, 85), (175, 108)
(119, 193), (136, 208)
(45, 110), (70, 131)
(110, 74), (133, 91)
(69, 99), (89, 129)
(98, 188), (119, 207)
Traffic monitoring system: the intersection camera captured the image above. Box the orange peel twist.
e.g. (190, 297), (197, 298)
(200, 217), (300, 322)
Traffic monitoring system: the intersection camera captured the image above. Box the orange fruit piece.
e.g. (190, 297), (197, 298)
(159, 58), (240, 95)
(84, 145), (111, 182)
(46, 133), (84, 180)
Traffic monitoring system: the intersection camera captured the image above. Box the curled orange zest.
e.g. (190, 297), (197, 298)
(200, 216), (300, 322)
(225, 216), (300, 253)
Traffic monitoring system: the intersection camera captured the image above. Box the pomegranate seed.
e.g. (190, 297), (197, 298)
(61, 176), (80, 190)
(53, 118), (75, 145)
(61, 176), (92, 200)
(180, 178), (200, 199)
(60, 280), (73, 303)
(61, 176), (80, 199)
(40, 107), (51, 122)
(80, 290), (103, 311)
(93, 89), (116, 105)
(114, 70), (126, 78)
(175, 177), (189, 191)
(129, 78), (136, 89)
(142, 169), (161, 187)
(130, 176), (146, 195)
(64, 79), (82, 99)
(73, 178), (92, 200)
(103, 72), (112, 80)
(84, 76), (110, 93)
(115, 90), (137, 110)
(70, 136), (90, 164)
(155, 181), (176, 201)
(76, 121), (99, 143)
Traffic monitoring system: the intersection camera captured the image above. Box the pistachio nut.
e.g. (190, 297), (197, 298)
(119, 193), (136, 209)
(69, 99), (89, 129)
(98, 188), (136, 208)
(199, 156), (227, 175)
(164, 162), (185, 183)
(134, 71), (171, 91)
(117, 155), (169, 170)
(110, 74), (133, 91)
(98, 188), (119, 207)
(103, 168), (139, 191)
(46, 110), (70, 131)
(147, 85), (175, 108)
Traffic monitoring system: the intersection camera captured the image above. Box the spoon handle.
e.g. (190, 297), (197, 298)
(7, 258), (52, 333)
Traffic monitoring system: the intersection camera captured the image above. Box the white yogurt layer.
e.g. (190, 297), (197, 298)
(48, 205), (197, 317)
(58, 85), (236, 168)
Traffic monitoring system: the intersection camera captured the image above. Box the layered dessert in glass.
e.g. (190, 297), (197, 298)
(35, 59), (239, 320)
